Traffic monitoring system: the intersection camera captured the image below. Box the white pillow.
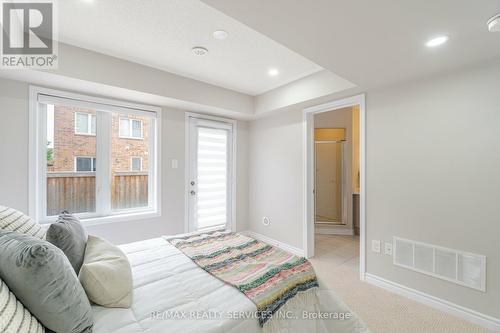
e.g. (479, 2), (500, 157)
(0, 206), (45, 239)
(79, 235), (133, 308)
(0, 279), (45, 333)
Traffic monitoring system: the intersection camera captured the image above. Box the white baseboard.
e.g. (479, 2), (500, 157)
(315, 227), (354, 235)
(240, 230), (305, 257)
(365, 273), (500, 332)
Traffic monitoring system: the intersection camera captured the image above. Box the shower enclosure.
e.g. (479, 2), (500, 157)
(314, 136), (347, 226)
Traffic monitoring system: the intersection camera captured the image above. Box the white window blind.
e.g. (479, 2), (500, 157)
(188, 115), (234, 233)
(196, 126), (229, 230)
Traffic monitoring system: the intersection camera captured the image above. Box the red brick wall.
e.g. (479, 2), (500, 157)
(111, 113), (150, 172)
(50, 106), (150, 173)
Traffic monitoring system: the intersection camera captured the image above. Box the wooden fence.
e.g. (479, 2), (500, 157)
(46, 172), (148, 216)
(112, 172), (149, 210)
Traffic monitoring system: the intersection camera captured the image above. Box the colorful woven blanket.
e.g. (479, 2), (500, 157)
(167, 230), (319, 327)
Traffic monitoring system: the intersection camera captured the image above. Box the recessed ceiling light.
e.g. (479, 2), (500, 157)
(425, 35), (449, 48)
(213, 30), (229, 40)
(487, 14), (500, 32)
(192, 46), (208, 56)
(268, 68), (279, 77)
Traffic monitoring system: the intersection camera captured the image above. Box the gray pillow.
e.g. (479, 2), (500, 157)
(46, 211), (88, 273)
(0, 230), (93, 333)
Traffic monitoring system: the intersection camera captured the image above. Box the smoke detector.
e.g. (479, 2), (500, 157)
(487, 14), (500, 32)
(213, 30), (228, 40)
(192, 46), (208, 56)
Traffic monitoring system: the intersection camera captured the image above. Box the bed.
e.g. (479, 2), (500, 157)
(91, 235), (369, 333)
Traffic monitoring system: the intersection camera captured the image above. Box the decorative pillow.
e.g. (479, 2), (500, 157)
(46, 211), (88, 273)
(0, 230), (94, 333)
(79, 235), (133, 308)
(0, 205), (45, 239)
(0, 278), (45, 333)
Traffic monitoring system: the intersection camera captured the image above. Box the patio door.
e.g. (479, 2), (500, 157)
(187, 115), (234, 232)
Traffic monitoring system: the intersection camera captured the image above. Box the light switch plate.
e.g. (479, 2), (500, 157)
(384, 242), (393, 256)
(171, 159), (178, 169)
(372, 240), (381, 253)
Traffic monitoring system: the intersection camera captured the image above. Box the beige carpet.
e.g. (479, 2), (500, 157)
(310, 234), (493, 333)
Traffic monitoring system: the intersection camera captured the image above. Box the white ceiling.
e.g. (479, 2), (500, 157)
(57, 0), (328, 95)
(202, 0), (500, 89)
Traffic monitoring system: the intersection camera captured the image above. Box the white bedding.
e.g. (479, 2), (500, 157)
(92, 237), (369, 333)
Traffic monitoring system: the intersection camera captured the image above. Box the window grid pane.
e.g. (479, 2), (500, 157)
(131, 157), (141, 171)
(132, 120), (142, 138)
(90, 115), (96, 135)
(119, 118), (130, 137)
(76, 157), (92, 171)
(76, 113), (88, 134)
(48, 106), (97, 216)
(112, 114), (150, 210)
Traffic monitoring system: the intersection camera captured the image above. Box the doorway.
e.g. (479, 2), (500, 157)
(185, 113), (236, 233)
(303, 94), (366, 281)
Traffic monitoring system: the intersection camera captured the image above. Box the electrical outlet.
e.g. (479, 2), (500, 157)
(372, 240), (381, 253)
(262, 217), (271, 226)
(384, 242), (393, 256)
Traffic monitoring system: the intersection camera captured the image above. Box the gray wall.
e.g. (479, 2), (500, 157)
(0, 77), (249, 244)
(248, 110), (304, 248)
(366, 61), (500, 318)
(247, 60), (500, 318)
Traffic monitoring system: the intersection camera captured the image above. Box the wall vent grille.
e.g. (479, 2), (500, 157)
(393, 237), (486, 292)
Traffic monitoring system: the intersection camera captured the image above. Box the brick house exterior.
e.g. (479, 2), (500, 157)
(48, 106), (149, 173)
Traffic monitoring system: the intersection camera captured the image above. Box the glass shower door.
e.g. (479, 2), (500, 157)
(315, 141), (346, 224)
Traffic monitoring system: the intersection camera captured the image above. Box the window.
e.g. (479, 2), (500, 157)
(131, 157), (142, 172)
(30, 87), (160, 224)
(119, 118), (143, 139)
(75, 157), (96, 172)
(75, 112), (96, 135)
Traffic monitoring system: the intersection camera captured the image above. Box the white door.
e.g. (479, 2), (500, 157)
(188, 116), (234, 232)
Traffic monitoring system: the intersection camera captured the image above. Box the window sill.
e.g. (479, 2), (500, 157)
(41, 210), (161, 227)
(74, 132), (96, 136)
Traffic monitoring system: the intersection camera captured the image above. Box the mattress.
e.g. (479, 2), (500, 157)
(92, 237), (369, 333)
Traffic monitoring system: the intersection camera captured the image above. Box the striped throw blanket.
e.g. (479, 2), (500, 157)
(167, 230), (319, 328)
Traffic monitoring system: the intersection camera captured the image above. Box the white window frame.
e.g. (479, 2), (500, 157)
(130, 157), (142, 172)
(184, 112), (237, 233)
(119, 117), (143, 139)
(74, 156), (96, 172)
(29, 86), (162, 226)
(74, 112), (96, 136)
